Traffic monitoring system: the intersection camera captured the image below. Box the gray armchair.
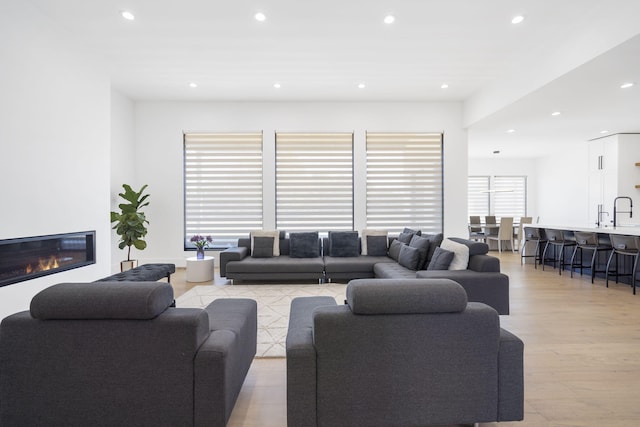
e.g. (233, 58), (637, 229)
(0, 282), (257, 427)
(286, 278), (524, 427)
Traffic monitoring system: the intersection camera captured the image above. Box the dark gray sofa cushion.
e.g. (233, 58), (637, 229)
(30, 282), (173, 320)
(388, 240), (403, 261)
(448, 237), (490, 256)
(290, 232), (320, 258)
(427, 247), (454, 270)
(366, 235), (388, 256)
(398, 244), (421, 270)
(409, 234), (431, 269)
(422, 233), (444, 264)
(328, 231), (359, 257)
(252, 236), (275, 257)
(346, 279), (468, 314)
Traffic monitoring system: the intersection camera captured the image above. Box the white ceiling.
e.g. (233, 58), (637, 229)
(28, 0), (640, 158)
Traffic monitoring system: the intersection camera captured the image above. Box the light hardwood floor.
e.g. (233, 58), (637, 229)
(172, 251), (640, 427)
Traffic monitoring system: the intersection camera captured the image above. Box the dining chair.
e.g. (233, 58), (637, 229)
(468, 215), (485, 242)
(486, 217), (515, 253)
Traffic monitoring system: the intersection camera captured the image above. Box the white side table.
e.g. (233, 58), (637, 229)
(186, 256), (214, 282)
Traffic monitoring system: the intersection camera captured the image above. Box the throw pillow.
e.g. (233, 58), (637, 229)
(328, 231), (360, 257)
(366, 235), (389, 256)
(361, 229), (388, 255)
(250, 230), (280, 257)
(409, 235), (430, 270)
(398, 244), (421, 270)
(388, 240), (403, 261)
(289, 232), (320, 258)
(439, 238), (470, 270)
(421, 233), (444, 265)
(252, 236), (274, 258)
(403, 227), (422, 236)
(427, 247), (455, 270)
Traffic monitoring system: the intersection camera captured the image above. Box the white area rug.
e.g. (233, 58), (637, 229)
(176, 283), (347, 358)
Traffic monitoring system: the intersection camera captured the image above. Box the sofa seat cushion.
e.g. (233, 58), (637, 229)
(225, 255), (324, 274)
(324, 256), (393, 274)
(373, 262), (416, 278)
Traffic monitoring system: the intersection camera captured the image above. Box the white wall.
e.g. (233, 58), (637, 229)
(133, 101), (468, 266)
(0, 3), (112, 319)
(110, 90), (137, 270)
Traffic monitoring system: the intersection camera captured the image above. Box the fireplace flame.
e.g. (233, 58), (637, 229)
(25, 256), (60, 275)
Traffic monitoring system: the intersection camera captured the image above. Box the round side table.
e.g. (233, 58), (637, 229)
(186, 256), (214, 282)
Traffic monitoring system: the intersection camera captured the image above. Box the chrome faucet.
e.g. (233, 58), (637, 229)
(613, 196), (633, 227)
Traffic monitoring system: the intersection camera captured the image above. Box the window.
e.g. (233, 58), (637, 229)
(366, 132), (443, 234)
(493, 176), (527, 219)
(275, 132), (354, 231)
(468, 176), (490, 217)
(183, 132), (263, 248)
(467, 175), (527, 220)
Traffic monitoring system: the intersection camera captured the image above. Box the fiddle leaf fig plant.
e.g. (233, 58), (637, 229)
(110, 184), (150, 261)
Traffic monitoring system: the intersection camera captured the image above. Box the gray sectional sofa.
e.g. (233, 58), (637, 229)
(221, 231), (511, 314)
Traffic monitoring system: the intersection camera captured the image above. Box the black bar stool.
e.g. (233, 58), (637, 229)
(569, 231), (613, 283)
(520, 227), (547, 268)
(542, 229), (576, 275)
(605, 234), (640, 294)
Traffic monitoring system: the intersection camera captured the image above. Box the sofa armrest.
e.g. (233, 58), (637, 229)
(219, 246), (249, 277)
(497, 328), (524, 421)
(286, 297), (337, 427)
(468, 254), (501, 272)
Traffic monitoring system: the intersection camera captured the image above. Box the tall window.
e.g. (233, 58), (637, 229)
(183, 132), (263, 248)
(275, 132), (354, 231)
(468, 176), (490, 217)
(366, 132), (443, 234)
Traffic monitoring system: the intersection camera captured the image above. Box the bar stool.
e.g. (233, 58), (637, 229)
(605, 234), (640, 294)
(542, 229), (576, 275)
(569, 231), (613, 283)
(520, 226), (547, 268)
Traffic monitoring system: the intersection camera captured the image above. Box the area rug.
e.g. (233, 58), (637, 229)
(176, 283), (347, 358)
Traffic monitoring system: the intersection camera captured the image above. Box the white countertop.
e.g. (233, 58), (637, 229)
(526, 224), (640, 236)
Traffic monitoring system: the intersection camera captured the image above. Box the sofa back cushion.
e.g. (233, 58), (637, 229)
(327, 231), (360, 257)
(345, 279), (468, 315)
(447, 237), (490, 256)
(30, 282), (174, 320)
(289, 232), (321, 258)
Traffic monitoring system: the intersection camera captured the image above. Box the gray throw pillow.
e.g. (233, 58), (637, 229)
(388, 240), (403, 261)
(252, 236), (274, 258)
(366, 235), (388, 256)
(421, 233), (444, 264)
(328, 231), (359, 257)
(427, 247), (454, 270)
(409, 235), (430, 269)
(398, 244), (421, 270)
(290, 232), (320, 258)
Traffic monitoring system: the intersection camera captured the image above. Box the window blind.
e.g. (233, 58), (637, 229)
(493, 176), (527, 219)
(468, 176), (490, 217)
(183, 132), (263, 248)
(366, 132), (443, 234)
(275, 132), (354, 232)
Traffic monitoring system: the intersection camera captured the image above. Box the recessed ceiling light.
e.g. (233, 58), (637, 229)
(121, 11), (135, 21)
(600, 130), (609, 134)
(511, 15), (524, 24)
(254, 12), (266, 22)
(273, 83), (281, 89)
(358, 83), (366, 89)
(493, 150), (501, 154)
(189, 82), (198, 88)
(620, 82), (634, 89)
(551, 111), (561, 116)
(441, 84), (449, 89)
(384, 15), (395, 24)
(506, 129), (516, 133)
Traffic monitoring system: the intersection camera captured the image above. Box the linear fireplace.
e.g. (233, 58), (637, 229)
(0, 231), (96, 287)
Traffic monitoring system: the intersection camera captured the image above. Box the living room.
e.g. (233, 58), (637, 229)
(2, 1), (640, 425)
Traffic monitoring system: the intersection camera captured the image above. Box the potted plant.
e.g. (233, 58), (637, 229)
(110, 184), (150, 271)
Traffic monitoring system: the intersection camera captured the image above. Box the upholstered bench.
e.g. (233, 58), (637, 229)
(95, 263), (175, 283)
